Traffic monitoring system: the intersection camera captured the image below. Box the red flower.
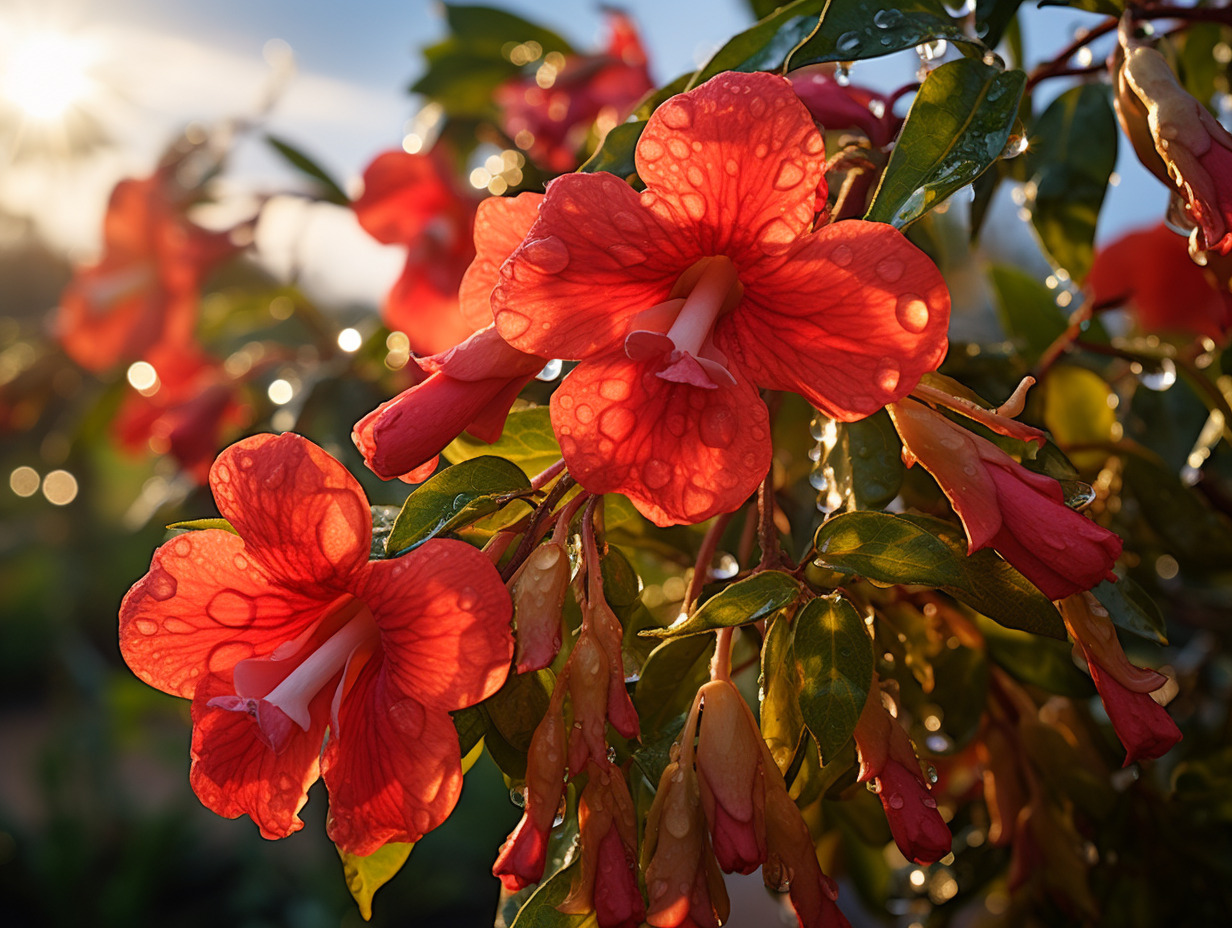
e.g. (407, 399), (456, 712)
(888, 398), (1121, 600)
(1060, 593), (1182, 766)
(1087, 223), (1232, 343)
(119, 433), (513, 853)
(352, 149), (480, 355)
(1116, 42), (1232, 256)
(112, 344), (248, 483)
(353, 193), (546, 482)
(853, 677), (951, 865)
(493, 71), (950, 526)
(497, 10), (653, 173)
(790, 67), (900, 149)
(57, 170), (238, 372)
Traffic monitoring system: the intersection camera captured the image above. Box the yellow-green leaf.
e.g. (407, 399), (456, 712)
(338, 841), (415, 921)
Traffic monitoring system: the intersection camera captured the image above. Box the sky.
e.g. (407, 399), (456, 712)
(0, 0), (1171, 309)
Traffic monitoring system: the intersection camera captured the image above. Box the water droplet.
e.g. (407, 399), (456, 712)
(500, 310), (531, 339)
(836, 32), (862, 54)
(680, 193), (706, 221)
(830, 244), (853, 267)
(875, 358), (901, 393)
(773, 161), (805, 190)
(510, 786), (527, 808)
(757, 217), (796, 250)
(640, 138), (665, 161)
(643, 459), (671, 489)
(887, 793), (905, 810)
(599, 406), (635, 441)
(895, 293), (930, 333)
(660, 100), (694, 130)
(916, 38), (948, 63)
(922, 796), (938, 809)
(699, 405), (736, 449)
(134, 619), (158, 636)
(1001, 132), (1028, 159)
(553, 796), (567, 827)
(536, 358), (563, 381)
(876, 257), (904, 283)
(607, 243), (646, 267)
(522, 235), (570, 274)
(724, 158), (739, 177)
(1061, 479), (1097, 511)
(147, 570), (178, 602)
(808, 468), (828, 491)
(874, 9), (904, 28)
(926, 765), (939, 784)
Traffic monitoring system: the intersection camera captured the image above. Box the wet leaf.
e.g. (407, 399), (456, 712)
(483, 670), (552, 780)
(578, 120), (645, 179)
(690, 0), (824, 87)
(337, 841), (415, 921)
(634, 635), (713, 738)
(790, 0), (983, 66)
(793, 593), (873, 761)
(385, 456), (531, 555)
(760, 613), (806, 773)
(989, 264), (1068, 365)
(814, 511), (1067, 638)
(1027, 84), (1118, 282)
(640, 570), (799, 638)
(1092, 571), (1167, 644)
(819, 410), (904, 512)
(444, 406), (562, 478)
(866, 57), (1025, 228)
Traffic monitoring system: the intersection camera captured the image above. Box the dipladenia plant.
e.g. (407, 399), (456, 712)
(37, 0), (1232, 925)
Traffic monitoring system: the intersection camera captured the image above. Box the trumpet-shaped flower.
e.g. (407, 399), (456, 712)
(119, 432), (513, 854)
(493, 70), (949, 526)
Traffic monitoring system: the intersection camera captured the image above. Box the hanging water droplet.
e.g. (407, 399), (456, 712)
(510, 786), (527, 808)
(925, 732), (953, 753)
(714, 553), (740, 579)
(1136, 357), (1177, 391)
(867, 98), (886, 119)
(809, 416), (826, 441)
(808, 467), (829, 491)
(926, 765), (939, 784)
(808, 445), (822, 462)
(553, 795), (567, 827)
(835, 62), (852, 86)
(1061, 479), (1097, 511)
(943, 0), (976, 17)
(916, 38), (948, 63)
(536, 358), (563, 381)
(1001, 132), (1028, 159)
(607, 746), (618, 764)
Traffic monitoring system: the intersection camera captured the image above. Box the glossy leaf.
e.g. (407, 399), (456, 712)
(790, 0), (982, 66)
(975, 0), (1026, 48)
(640, 570), (799, 638)
(1027, 84), (1118, 282)
(865, 58), (1025, 228)
(814, 511), (1067, 638)
(989, 264), (1067, 364)
(760, 613), (806, 773)
(509, 863), (596, 928)
(633, 635), (713, 738)
(818, 410), (904, 512)
(385, 455), (530, 555)
(482, 670), (552, 780)
(265, 135), (350, 206)
(690, 0), (823, 87)
(578, 120), (644, 179)
(166, 518), (236, 534)
(444, 406), (562, 478)
(337, 841), (414, 921)
(1092, 571), (1168, 644)
(794, 593), (873, 761)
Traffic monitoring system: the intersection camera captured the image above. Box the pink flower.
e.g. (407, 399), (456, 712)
(119, 433), (513, 853)
(492, 71), (949, 526)
(888, 398), (1122, 600)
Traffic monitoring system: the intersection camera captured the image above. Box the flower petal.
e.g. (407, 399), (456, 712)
(120, 528), (328, 699)
(636, 71), (824, 259)
(363, 542), (513, 710)
(492, 171), (687, 358)
(352, 150), (461, 246)
(727, 222), (950, 420)
(188, 673), (328, 840)
(459, 193), (544, 330)
(323, 664), (463, 855)
(550, 354), (771, 526)
(211, 433), (372, 592)
(382, 253), (476, 356)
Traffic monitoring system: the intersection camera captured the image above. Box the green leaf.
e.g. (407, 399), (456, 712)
(166, 518), (236, 534)
(634, 635), (714, 738)
(1026, 84), (1118, 282)
(814, 511), (1067, 639)
(989, 264), (1067, 364)
(1092, 571), (1168, 644)
(640, 570), (800, 638)
(509, 863), (596, 927)
(440, 4), (574, 54)
(385, 456), (531, 555)
(601, 545), (641, 611)
(865, 58), (1025, 228)
(579, 120), (645, 179)
(975, 614), (1094, 697)
(443, 406), (562, 478)
(337, 841), (414, 921)
(1123, 455), (1232, 571)
(369, 505), (400, 559)
(451, 704), (488, 759)
(760, 614), (807, 773)
(975, 0), (1026, 48)
(793, 594), (873, 761)
(790, 0), (983, 66)
(265, 135), (350, 206)
(690, 0), (824, 87)
(817, 410), (904, 512)
(483, 670), (551, 780)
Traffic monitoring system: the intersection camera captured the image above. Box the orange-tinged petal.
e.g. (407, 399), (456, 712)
(352, 150), (460, 246)
(550, 353), (771, 527)
(459, 192), (544, 330)
(120, 528), (329, 699)
(324, 659), (464, 855)
(188, 673), (329, 840)
(210, 433), (371, 593)
(382, 253), (476, 356)
(728, 222), (950, 421)
(362, 542), (513, 711)
(636, 71), (824, 259)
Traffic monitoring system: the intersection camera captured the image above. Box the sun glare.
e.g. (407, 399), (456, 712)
(1, 27), (99, 122)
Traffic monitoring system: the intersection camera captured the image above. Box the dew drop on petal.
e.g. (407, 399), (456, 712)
(238, 454), (255, 471)
(639, 138), (665, 161)
(458, 586), (478, 610)
(887, 793), (905, 810)
(686, 165), (705, 187)
(500, 310), (532, 339)
(681, 193), (706, 221)
(724, 159), (739, 177)
(643, 459), (672, 489)
(611, 211), (641, 233)
(876, 257), (904, 283)
(135, 619), (158, 636)
(576, 404), (595, 424)
(668, 138), (690, 160)
(683, 485), (715, 515)
(748, 95), (767, 119)
(754, 142), (768, 159)
(173, 538), (192, 557)
(773, 161), (805, 190)
(875, 358), (901, 393)
(699, 404), (736, 449)
(660, 100), (694, 129)
(607, 243), (646, 267)
(895, 293), (931, 333)
(521, 235), (571, 274)
(599, 378), (631, 401)
(757, 218), (796, 249)
(147, 570), (178, 602)
(600, 406), (635, 441)
(388, 699), (426, 737)
(830, 244), (853, 267)
(922, 796), (938, 809)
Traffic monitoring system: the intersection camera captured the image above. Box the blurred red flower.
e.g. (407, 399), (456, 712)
(119, 432), (512, 854)
(493, 70), (950, 525)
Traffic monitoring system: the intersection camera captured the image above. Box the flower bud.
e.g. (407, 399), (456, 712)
(511, 542), (570, 673)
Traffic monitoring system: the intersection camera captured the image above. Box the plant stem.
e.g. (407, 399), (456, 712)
(683, 511), (733, 614)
